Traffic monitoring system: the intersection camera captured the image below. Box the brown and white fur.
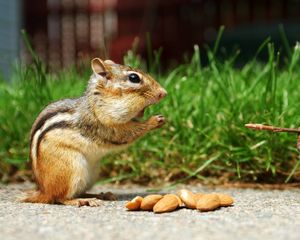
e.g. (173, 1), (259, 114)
(23, 58), (167, 206)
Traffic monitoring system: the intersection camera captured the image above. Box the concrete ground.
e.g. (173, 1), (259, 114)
(1, 182), (300, 240)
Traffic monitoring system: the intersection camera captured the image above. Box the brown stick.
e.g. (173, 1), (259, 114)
(245, 123), (300, 134)
(245, 123), (300, 152)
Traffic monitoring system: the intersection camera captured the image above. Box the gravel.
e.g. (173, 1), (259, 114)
(1, 182), (300, 240)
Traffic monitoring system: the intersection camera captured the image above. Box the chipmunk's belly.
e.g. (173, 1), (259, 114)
(83, 146), (108, 187)
(41, 128), (111, 194)
(83, 143), (127, 189)
(66, 146), (109, 197)
(43, 128), (127, 193)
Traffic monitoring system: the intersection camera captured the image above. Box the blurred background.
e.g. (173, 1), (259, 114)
(2, 0), (300, 184)
(1, 0), (300, 77)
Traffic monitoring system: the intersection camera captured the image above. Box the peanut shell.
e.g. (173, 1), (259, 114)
(194, 193), (205, 202)
(125, 196), (143, 211)
(215, 193), (234, 207)
(196, 193), (220, 212)
(153, 194), (180, 213)
(140, 194), (163, 211)
(177, 189), (196, 209)
(174, 194), (183, 206)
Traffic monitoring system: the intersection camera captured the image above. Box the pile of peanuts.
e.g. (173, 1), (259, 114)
(125, 189), (234, 213)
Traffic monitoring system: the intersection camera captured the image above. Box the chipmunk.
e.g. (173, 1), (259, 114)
(23, 58), (167, 207)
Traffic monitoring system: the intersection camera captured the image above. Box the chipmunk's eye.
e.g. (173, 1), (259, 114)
(128, 73), (141, 83)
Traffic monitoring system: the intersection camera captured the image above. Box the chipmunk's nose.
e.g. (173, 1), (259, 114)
(157, 88), (167, 100)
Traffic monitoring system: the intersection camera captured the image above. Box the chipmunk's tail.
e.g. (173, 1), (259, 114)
(22, 190), (53, 204)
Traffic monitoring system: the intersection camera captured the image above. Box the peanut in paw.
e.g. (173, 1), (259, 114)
(125, 196), (143, 211)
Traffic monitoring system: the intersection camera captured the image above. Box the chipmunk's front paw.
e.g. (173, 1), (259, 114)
(148, 115), (166, 129)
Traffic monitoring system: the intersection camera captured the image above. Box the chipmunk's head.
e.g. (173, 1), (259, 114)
(87, 58), (167, 125)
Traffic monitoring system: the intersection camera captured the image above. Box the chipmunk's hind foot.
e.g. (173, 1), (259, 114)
(59, 198), (102, 207)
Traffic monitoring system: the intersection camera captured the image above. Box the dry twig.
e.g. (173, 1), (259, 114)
(245, 123), (300, 133)
(245, 123), (300, 151)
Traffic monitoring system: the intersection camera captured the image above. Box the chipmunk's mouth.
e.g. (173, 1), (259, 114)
(132, 104), (151, 121)
(136, 108), (145, 118)
(132, 92), (166, 121)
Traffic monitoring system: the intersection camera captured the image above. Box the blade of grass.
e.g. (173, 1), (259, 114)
(285, 154), (300, 183)
(147, 154), (221, 192)
(278, 24), (292, 59)
(213, 25), (225, 56)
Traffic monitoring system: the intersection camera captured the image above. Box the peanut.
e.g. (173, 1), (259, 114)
(153, 194), (180, 213)
(125, 192), (234, 213)
(125, 196), (143, 211)
(174, 194), (183, 206)
(196, 193), (220, 212)
(215, 193), (234, 207)
(177, 189), (196, 209)
(194, 193), (205, 202)
(140, 194), (163, 211)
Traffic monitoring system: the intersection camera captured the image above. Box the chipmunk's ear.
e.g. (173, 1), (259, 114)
(91, 58), (107, 74)
(104, 59), (116, 65)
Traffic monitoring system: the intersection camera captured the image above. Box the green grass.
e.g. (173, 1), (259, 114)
(2, 39), (300, 185)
